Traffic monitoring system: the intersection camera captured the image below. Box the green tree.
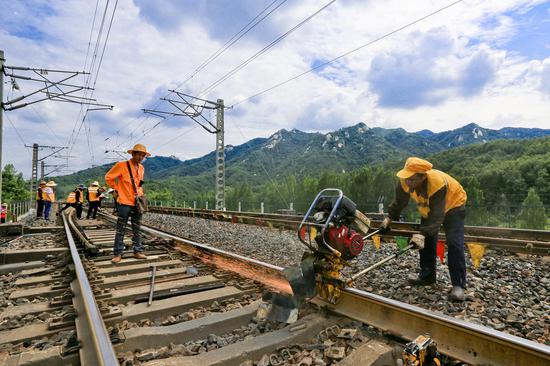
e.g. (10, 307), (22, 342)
(516, 188), (547, 230)
(2, 164), (29, 203)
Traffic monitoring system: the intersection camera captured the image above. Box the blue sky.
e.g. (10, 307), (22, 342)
(1, 0), (550, 176)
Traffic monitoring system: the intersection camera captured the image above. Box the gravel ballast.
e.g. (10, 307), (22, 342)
(143, 213), (550, 345)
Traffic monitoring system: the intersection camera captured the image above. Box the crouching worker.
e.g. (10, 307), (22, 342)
(380, 157), (468, 302)
(105, 144), (149, 264)
(58, 188), (78, 215)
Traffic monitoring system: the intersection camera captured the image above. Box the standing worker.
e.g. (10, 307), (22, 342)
(381, 157), (467, 302)
(105, 143), (149, 264)
(43, 181), (57, 221)
(86, 181), (101, 219)
(0, 203), (6, 224)
(36, 181), (47, 219)
(74, 185), (85, 219)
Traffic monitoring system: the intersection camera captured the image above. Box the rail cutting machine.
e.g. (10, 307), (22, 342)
(265, 189), (416, 323)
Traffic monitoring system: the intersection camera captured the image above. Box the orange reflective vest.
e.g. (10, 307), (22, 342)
(88, 187), (100, 202)
(399, 169), (467, 219)
(67, 192), (76, 203)
(44, 188), (55, 202)
(105, 160), (144, 206)
(36, 188), (47, 201)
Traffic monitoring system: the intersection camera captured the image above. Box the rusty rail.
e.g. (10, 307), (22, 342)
(147, 206), (550, 254)
(98, 211), (550, 365)
(62, 211), (118, 366)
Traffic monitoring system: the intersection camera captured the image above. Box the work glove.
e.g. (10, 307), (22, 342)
(409, 233), (425, 250)
(379, 217), (392, 233)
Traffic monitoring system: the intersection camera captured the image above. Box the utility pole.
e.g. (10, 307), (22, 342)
(0, 50), (113, 205)
(215, 99), (225, 210)
(25, 144), (67, 208)
(143, 91), (227, 210)
(0, 50), (5, 206)
(30, 144), (38, 208)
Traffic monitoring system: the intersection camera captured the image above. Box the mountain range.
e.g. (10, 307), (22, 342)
(53, 122), (550, 193)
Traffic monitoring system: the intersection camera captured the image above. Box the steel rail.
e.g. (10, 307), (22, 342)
(62, 211), (118, 366)
(147, 206), (550, 254)
(98, 211), (550, 365)
(313, 289), (550, 366)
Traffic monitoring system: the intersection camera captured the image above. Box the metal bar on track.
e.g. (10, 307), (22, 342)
(62, 212), (118, 366)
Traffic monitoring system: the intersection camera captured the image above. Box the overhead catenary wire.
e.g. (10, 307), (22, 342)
(4, 113), (30, 149)
(230, 0), (464, 107)
(67, 0), (110, 149)
(197, 0), (336, 97)
(107, 0), (287, 154)
(68, 0), (118, 165)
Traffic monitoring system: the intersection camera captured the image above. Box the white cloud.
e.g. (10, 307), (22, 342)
(1, 0), (550, 178)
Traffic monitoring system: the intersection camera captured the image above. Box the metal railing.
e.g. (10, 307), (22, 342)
(3, 200), (31, 222)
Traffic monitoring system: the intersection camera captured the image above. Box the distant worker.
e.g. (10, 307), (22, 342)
(105, 143), (149, 264)
(43, 181), (57, 221)
(1, 203), (6, 224)
(98, 186), (108, 208)
(74, 185), (85, 219)
(36, 181), (47, 219)
(86, 181), (101, 219)
(381, 157), (467, 302)
(58, 186), (78, 215)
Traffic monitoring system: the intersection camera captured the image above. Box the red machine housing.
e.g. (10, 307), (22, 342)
(327, 225), (364, 260)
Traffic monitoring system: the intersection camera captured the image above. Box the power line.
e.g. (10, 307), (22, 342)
(105, 0), (286, 154)
(68, 0), (118, 164)
(4, 113), (29, 148)
(180, 0), (287, 91)
(198, 0), (336, 97)
(230, 0), (464, 107)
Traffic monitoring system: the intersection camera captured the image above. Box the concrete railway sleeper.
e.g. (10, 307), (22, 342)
(0, 211), (548, 365)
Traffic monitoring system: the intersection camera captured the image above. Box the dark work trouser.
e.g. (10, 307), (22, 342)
(86, 201), (100, 219)
(58, 203), (74, 213)
(44, 201), (52, 220)
(36, 200), (44, 218)
(419, 207), (467, 289)
(75, 203), (83, 219)
(113, 204), (143, 256)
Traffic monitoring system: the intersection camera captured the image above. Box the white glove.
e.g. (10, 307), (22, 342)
(380, 217), (392, 232)
(409, 234), (425, 250)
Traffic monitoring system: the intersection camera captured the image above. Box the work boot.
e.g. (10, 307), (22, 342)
(407, 274), (436, 286)
(111, 255), (122, 264)
(449, 286), (465, 302)
(134, 252), (147, 260)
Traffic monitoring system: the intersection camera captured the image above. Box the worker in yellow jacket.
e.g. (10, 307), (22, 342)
(381, 157), (467, 302)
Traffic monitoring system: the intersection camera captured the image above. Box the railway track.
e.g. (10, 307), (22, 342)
(146, 206), (550, 254)
(0, 210), (548, 365)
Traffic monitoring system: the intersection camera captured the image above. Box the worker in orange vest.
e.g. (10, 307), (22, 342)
(381, 157), (468, 302)
(105, 143), (149, 264)
(36, 181), (47, 219)
(58, 187), (78, 215)
(74, 185), (85, 219)
(43, 181), (57, 220)
(86, 181), (101, 219)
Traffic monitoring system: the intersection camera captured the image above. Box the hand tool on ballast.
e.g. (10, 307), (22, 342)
(402, 334), (444, 366)
(262, 189), (421, 323)
(148, 265), (156, 306)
